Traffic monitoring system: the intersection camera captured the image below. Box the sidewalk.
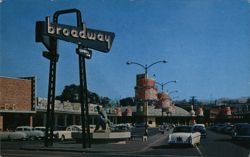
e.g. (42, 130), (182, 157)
(21, 131), (169, 154)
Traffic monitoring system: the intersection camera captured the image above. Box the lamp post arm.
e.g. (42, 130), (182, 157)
(126, 61), (146, 72)
(155, 82), (163, 92)
(156, 80), (176, 92)
(168, 90), (178, 95)
(155, 82), (162, 86)
(147, 60), (167, 70)
(162, 80), (177, 86)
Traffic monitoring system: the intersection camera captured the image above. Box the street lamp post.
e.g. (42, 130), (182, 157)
(156, 81), (177, 92)
(126, 60), (167, 137)
(190, 96), (197, 124)
(166, 90), (178, 123)
(155, 81), (177, 125)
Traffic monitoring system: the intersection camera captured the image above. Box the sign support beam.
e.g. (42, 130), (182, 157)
(36, 8), (115, 149)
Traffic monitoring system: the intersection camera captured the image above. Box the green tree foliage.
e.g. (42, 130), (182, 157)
(88, 91), (100, 104)
(56, 84), (80, 103)
(56, 84), (109, 105)
(247, 98), (250, 103)
(100, 97), (111, 107)
(120, 97), (135, 106)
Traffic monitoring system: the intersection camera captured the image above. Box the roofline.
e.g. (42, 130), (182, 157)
(0, 110), (36, 114)
(0, 76), (37, 81)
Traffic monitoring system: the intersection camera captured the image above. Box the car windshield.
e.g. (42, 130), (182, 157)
(16, 128), (22, 131)
(35, 128), (45, 131)
(173, 126), (192, 133)
(194, 126), (205, 131)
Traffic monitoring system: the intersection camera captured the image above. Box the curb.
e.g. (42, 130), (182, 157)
(20, 132), (170, 154)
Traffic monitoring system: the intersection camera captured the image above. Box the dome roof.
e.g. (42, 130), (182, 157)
(148, 105), (190, 117)
(120, 105), (190, 117)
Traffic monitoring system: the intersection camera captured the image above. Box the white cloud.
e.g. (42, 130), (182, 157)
(0, 0), (4, 3)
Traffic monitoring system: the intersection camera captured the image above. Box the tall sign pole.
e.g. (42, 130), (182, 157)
(78, 50), (87, 148)
(36, 8), (115, 148)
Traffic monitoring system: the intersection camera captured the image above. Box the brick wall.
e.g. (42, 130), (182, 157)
(0, 77), (32, 111)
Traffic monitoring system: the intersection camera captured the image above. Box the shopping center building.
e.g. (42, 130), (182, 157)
(0, 76), (192, 131)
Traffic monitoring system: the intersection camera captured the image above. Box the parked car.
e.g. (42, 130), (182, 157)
(15, 126), (44, 140)
(210, 123), (230, 133)
(34, 126), (46, 132)
(53, 125), (95, 141)
(71, 125), (96, 141)
(210, 123), (222, 131)
(34, 126), (57, 139)
(134, 123), (149, 128)
(221, 124), (234, 134)
(193, 124), (207, 138)
(159, 123), (171, 134)
(111, 123), (132, 132)
(168, 125), (201, 147)
(217, 123), (232, 133)
(231, 123), (250, 141)
(0, 131), (28, 141)
(193, 124), (205, 128)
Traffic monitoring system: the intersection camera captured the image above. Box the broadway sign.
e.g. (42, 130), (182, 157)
(36, 16), (115, 53)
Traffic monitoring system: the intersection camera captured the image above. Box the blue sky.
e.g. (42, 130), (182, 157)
(1, 0), (250, 101)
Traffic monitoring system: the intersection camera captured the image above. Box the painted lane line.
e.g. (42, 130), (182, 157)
(196, 146), (204, 157)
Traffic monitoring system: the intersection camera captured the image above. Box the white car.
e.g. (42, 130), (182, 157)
(54, 125), (83, 141)
(168, 125), (201, 147)
(15, 126), (44, 140)
(71, 125), (96, 141)
(0, 131), (28, 141)
(34, 126), (46, 132)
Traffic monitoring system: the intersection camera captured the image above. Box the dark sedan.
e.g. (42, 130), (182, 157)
(193, 125), (207, 138)
(231, 123), (250, 141)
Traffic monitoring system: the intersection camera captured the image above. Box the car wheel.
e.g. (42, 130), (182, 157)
(30, 136), (35, 141)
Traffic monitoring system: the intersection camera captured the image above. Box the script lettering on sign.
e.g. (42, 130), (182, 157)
(44, 16), (115, 52)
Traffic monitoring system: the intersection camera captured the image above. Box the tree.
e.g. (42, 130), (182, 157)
(56, 84), (103, 104)
(56, 84), (80, 103)
(100, 97), (111, 107)
(120, 97), (135, 106)
(247, 98), (250, 103)
(88, 91), (100, 104)
(109, 99), (120, 107)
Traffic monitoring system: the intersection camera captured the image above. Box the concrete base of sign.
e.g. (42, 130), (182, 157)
(93, 131), (131, 140)
(73, 131), (131, 144)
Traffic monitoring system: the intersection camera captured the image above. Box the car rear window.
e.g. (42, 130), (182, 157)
(173, 126), (192, 133)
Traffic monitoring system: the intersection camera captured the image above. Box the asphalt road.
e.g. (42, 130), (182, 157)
(1, 129), (249, 157)
(137, 130), (250, 157)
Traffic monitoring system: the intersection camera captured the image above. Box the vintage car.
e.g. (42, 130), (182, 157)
(34, 126), (46, 132)
(15, 126), (44, 140)
(231, 123), (250, 141)
(193, 124), (207, 138)
(0, 131), (28, 141)
(168, 125), (201, 147)
(71, 125), (96, 141)
(53, 125), (82, 141)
